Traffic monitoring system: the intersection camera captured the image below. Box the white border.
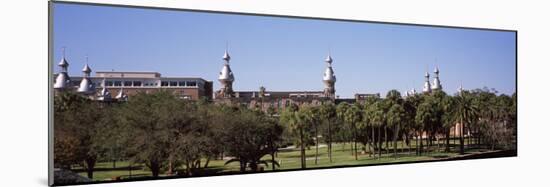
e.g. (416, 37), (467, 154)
(1, 0), (549, 187)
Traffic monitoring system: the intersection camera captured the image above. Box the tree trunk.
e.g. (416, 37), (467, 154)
(328, 120), (333, 163)
(445, 128), (450, 152)
(315, 125), (319, 165)
(300, 128), (306, 169)
(150, 160), (160, 178)
(393, 124), (398, 159)
(205, 157), (211, 168)
(371, 126), (376, 158)
(460, 118), (465, 155)
(385, 127), (389, 156)
(419, 130), (424, 156)
(85, 157), (96, 179)
(378, 127), (382, 159)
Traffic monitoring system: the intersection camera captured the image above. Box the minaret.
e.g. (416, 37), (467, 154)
(422, 71), (432, 93)
(457, 84), (464, 96)
(54, 47), (71, 90)
(410, 88), (417, 95)
(431, 66), (442, 91)
(322, 52), (336, 98)
(217, 48), (235, 98)
(115, 87), (128, 101)
(77, 56), (95, 94)
(97, 78), (111, 101)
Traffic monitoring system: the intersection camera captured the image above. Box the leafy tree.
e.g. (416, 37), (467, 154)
(54, 91), (108, 179)
(223, 108), (282, 172)
(118, 91), (183, 177)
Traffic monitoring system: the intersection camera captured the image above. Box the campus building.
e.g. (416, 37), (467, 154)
(52, 53), (213, 101)
(213, 49), (337, 112)
(53, 48), (448, 111)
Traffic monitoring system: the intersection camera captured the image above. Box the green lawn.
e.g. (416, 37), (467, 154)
(77, 137), (490, 181)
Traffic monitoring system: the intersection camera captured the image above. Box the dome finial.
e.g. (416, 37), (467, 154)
(222, 42), (231, 62)
(82, 55), (92, 75)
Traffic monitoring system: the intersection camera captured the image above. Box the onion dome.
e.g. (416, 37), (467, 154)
(115, 87), (128, 101)
(77, 59), (95, 94)
(54, 48), (71, 89)
(82, 63), (92, 75)
(222, 50), (231, 61)
(325, 54), (333, 64)
(323, 53), (336, 82)
(219, 49), (234, 82)
(431, 66), (442, 90)
(422, 72), (431, 93)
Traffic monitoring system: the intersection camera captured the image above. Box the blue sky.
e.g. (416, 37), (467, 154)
(53, 3), (516, 98)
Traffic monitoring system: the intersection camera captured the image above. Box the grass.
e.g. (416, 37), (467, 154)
(76, 137), (495, 181)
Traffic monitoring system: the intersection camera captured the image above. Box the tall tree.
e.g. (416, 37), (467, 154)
(455, 91), (478, 155)
(345, 103), (362, 160)
(319, 102), (337, 163)
(280, 104), (308, 169)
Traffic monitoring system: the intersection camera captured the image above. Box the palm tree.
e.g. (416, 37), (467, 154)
(344, 103), (363, 160)
(336, 102), (351, 153)
(303, 106), (322, 165)
(280, 104), (308, 169)
(369, 101), (385, 159)
(441, 95), (456, 152)
(387, 103), (406, 159)
(415, 95), (436, 156)
(404, 94), (421, 155)
(455, 90), (478, 155)
(319, 102), (337, 163)
(386, 90), (404, 159)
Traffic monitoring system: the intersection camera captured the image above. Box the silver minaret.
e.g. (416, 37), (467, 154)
(322, 53), (336, 98)
(97, 78), (112, 101)
(218, 49), (235, 98)
(77, 56), (95, 94)
(422, 71), (432, 93)
(431, 66), (442, 91)
(54, 47), (71, 90)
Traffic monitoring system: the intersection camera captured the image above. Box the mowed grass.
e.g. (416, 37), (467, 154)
(78, 137), (484, 181)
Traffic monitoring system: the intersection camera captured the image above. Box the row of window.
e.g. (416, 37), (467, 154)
(160, 81), (197, 87)
(100, 80), (199, 87)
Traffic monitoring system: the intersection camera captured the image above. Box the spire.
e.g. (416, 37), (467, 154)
(423, 70), (431, 93)
(325, 52), (333, 65)
(431, 65), (442, 90)
(218, 46), (235, 98)
(82, 55), (91, 76)
(77, 56), (95, 94)
(58, 47), (69, 69)
(222, 43), (231, 62)
(323, 52), (336, 98)
(54, 47), (71, 89)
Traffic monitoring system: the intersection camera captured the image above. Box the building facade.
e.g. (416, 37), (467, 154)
(52, 53), (213, 101)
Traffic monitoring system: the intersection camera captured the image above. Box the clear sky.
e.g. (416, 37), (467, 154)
(53, 3), (516, 98)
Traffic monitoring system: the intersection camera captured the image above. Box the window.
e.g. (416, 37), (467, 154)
(114, 81), (122, 87)
(161, 81), (169, 87)
(124, 81), (132, 86)
(187, 81), (197, 87)
(178, 81), (186, 87)
(133, 81), (142, 87)
(106, 81), (113, 86)
(170, 81), (178, 87)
